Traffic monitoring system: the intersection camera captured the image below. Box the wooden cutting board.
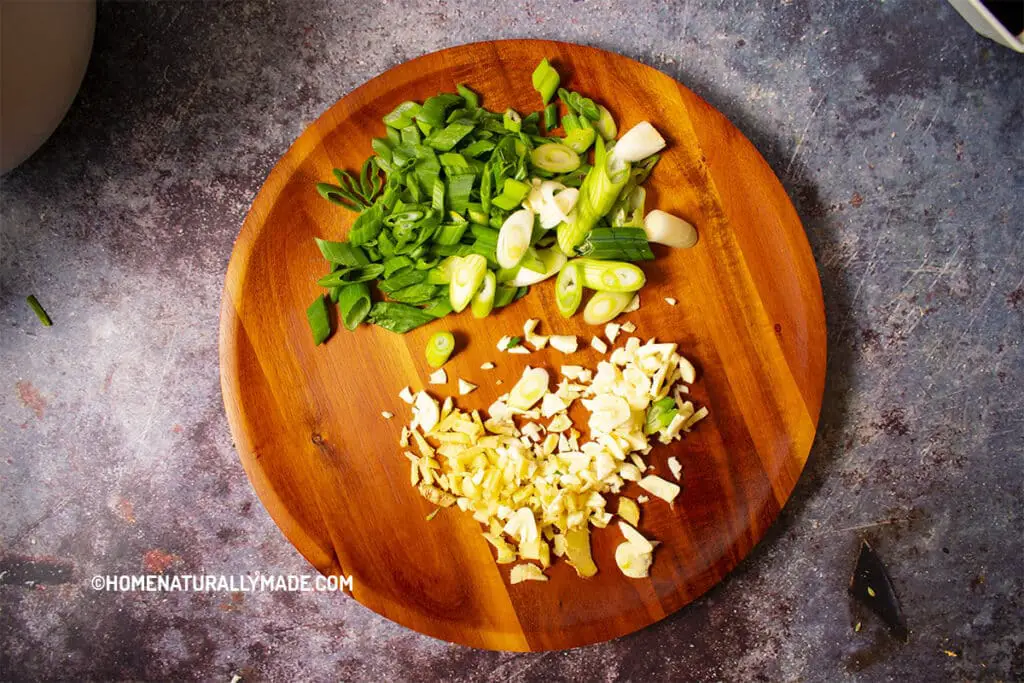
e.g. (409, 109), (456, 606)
(219, 40), (826, 651)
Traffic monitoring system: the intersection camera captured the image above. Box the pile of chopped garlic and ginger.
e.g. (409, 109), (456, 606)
(398, 323), (708, 583)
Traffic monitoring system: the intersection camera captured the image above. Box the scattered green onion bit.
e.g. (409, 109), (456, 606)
(426, 330), (456, 368)
(456, 83), (478, 109)
(306, 295), (333, 345)
(531, 58), (560, 105)
(26, 295), (52, 327)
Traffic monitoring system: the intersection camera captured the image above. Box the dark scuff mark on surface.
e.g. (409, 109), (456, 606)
(872, 407), (909, 437)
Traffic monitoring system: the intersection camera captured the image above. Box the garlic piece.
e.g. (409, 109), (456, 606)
(549, 335), (578, 353)
(638, 475), (680, 503)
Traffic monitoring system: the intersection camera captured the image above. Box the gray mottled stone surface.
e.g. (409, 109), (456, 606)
(1, 1), (1021, 680)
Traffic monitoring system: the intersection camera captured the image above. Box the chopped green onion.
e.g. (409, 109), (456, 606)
(349, 201), (385, 246)
(432, 178), (445, 212)
(555, 261), (584, 318)
(503, 108), (522, 133)
(425, 120), (476, 152)
(388, 283), (438, 304)
(306, 295), (333, 345)
(315, 239), (369, 266)
(610, 185), (646, 228)
(463, 139), (496, 158)
(317, 263), (386, 287)
(449, 254), (488, 312)
(632, 154), (660, 185)
(426, 256), (458, 285)
(456, 83), (479, 109)
(496, 208), (534, 269)
(480, 162), (494, 213)
(558, 88), (600, 121)
(316, 182), (366, 212)
(426, 331), (456, 367)
(383, 255), (414, 278)
(578, 227), (654, 261)
(544, 102), (559, 131)
(471, 270), (497, 318)
(493, 285), (519, 308)
(447, 173), (475, 212)
(582, 290), (634, 325)
(530, 143), (580, 173)
(563, 126), (596, 154)
(415, 256), (440, 270)
(337, 282), (372, 330)
(508, 247), (567, 286)
(594, 105), (617, 140)
(26, 295), (52, 327)
(383, 101), (421, 129)
(416, 93), (463, 128)
(435, 222), (469, 246)
(491, 178), (532, 211)
(467, 204), (489, 225)
(531, 58), (560, 104)
(379, 268), (428, 293)
(423, 296), (454, 318)
(518, 247), (546, 273)
(556, 136), (630, 254)
(562, 112), (581, 133)
(372, 137), (393, 161)
(367, 302), (436, 333)
(573, 258), (646, 292)
(401, 124), (421, 146)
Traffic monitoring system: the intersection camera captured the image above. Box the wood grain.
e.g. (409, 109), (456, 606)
(219, 40), (826, 651)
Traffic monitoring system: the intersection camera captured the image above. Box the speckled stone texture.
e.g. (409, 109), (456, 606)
(1, 0), (1021, 680)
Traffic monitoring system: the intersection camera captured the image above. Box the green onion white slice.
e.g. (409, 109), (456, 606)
(449, 254), (488, 312)
(583, 290), (635, 325)
(497, 208), (534, 269)
(508, 248), (567, 287)
(593, 105), (617, 140)
(507, 367), (550, 411)
(425, 331), (455, 368)
(538, 183), (579, 230)
(609, 121), (666, 164)
(471, 270), (497, 318)
(573, 258), (646, 292)
(643, 210), (698, 248)
(555, 261), (584, 318)
(530, 143), (581, 173)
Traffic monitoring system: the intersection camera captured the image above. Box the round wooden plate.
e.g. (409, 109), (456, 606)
(219, 40), (826, 651)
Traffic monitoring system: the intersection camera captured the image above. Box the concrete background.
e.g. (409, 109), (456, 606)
(1, 0), (1021, 680)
